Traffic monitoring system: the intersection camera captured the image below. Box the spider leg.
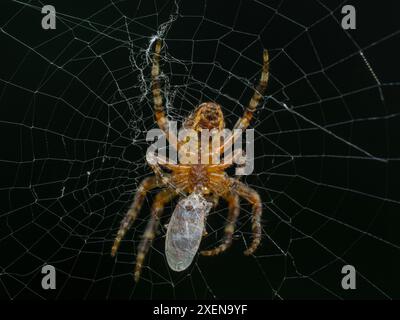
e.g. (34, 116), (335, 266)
(235, 49), (269, 130)
(207, 193), (220, 208)
(219, 49), (269, 154)
(146, 150), (175, 186)
(233, 179), (263, 255)
(111, 176), (161, 257)
(134, 188), (177, 282)
(152, 39), (178, 148)
(201, 194), (220, 237)
(200, 191), (240, 256)
(208, 148), (247, 175)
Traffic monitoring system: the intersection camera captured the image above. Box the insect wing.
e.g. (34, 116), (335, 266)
(165, 194), (212, 271)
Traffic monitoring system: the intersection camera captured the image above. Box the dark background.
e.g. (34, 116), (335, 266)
(0, 0), (399, 299)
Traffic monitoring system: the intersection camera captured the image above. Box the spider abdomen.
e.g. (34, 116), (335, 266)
(165, 193), (212, 271)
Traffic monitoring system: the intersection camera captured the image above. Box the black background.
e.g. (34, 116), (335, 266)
(0, 0), (399, 300)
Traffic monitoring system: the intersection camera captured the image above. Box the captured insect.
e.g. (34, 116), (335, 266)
(165, 193), (212, 271)
(111, 39), (269, 282)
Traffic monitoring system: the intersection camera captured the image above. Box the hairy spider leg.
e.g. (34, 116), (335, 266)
(152, 39), (179, 149)
(134, 189), (177, 282)
(111, 176), (160, 257)
(233, 179), (263, 255)
(201, 191), (240, 256)
(219, 49), (269, 155)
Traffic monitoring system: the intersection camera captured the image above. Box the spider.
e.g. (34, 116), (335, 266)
(111, 39), (269, 282)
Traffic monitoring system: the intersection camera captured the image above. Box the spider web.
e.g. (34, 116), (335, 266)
(0, 0), (399, 299)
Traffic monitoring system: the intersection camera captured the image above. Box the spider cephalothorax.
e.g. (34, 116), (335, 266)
(184, 102), (225, 131)
(111, 39), (269, 282)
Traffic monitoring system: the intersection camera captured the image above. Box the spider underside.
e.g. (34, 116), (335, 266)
(111, 39), (269, 282)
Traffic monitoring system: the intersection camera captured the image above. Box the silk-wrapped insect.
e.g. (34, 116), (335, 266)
(165, 193), (212, 271)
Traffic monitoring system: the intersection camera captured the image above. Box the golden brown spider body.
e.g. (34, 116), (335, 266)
(111, 39), (269, 282)
(170, 163), (230, 196)
(171, 102), (230, 195)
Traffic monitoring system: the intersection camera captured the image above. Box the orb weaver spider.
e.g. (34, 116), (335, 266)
(111, 39), (269, 282)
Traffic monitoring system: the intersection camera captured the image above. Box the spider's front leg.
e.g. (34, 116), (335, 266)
(151, 39), (178, 148)
(111, 176), (160, 257)
(134, 188), (177, 282)
(235, 49), (269, 131)
(219, 48), (269, 154)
